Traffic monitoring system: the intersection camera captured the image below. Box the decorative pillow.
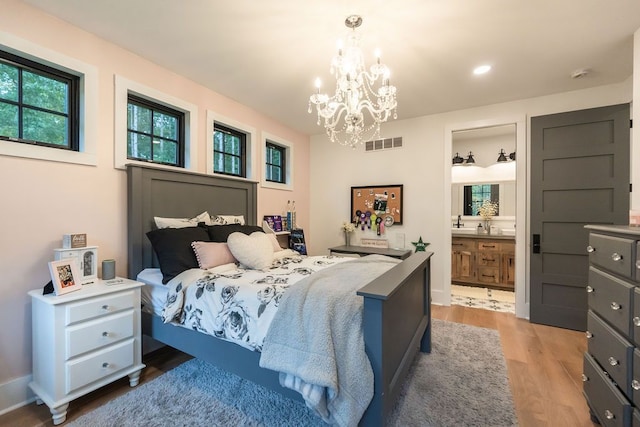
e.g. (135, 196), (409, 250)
(191, 241), (237, 269)
(146, 226), (210, 283)
(266, 232), (282, 252)
(154, 211), (211, 229)
(227, 232), (274, 270)
(206, 224), (264, 242)
(210, 214), (245, 225)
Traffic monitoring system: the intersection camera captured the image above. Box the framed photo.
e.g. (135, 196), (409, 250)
(351, 184), (403, 226)
(54, 246), (98, 285)
(48, 259), (83, 295)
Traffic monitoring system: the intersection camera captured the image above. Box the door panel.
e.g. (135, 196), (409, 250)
(530, 103), (630, 330)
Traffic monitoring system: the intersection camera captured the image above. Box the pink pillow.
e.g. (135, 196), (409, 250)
(191, 241), (237, 269)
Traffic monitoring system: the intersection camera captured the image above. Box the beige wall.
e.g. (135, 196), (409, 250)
(0, 0), (310, 399)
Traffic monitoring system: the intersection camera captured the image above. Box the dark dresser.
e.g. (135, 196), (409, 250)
(584, 225), (640, 426)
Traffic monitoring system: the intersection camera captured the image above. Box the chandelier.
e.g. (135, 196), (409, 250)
(308, 15), (398, 148)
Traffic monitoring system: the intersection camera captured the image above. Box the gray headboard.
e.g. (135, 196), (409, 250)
(126, 165), (257, 279)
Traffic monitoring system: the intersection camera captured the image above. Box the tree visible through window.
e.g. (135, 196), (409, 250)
(265, 142), (285, 184)
(127, 95), (184, 167)
(213, 123), (245, 177)
(0, 50), (78, 150)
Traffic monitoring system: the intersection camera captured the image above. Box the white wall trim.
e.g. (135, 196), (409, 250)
(444, 115), (529, 319)
(0, 374), (34, 416)
(205, 110), (257, 181)
(114, 75), (198, 171)
(261, 131), (294, 191)
(0, 31), (98, 166)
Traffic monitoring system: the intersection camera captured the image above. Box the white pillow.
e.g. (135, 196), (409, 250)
(154, 211), (211, 229)
(210, 214), (245, 225)
(227, 232), (274, 270)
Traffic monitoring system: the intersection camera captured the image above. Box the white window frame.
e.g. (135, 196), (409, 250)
(0, 31), (98, 166)
(206, 110), (257, 181)
(114, 75), (198, 170)
(262, 132), (293, 191)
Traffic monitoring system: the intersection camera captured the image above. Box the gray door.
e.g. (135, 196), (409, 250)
(530, 104), (630, 331)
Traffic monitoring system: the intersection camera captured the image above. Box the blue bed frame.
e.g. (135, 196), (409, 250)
(126, 165), (432, 426)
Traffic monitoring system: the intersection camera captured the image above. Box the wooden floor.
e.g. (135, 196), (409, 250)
(1, 304), (595, 427)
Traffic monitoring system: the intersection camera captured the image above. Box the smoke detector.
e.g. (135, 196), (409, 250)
(571, 69), (590, 79)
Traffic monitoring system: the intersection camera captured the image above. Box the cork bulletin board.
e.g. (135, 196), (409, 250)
(351, 184), (403, 225)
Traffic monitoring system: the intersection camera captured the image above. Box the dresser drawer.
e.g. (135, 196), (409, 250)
(633, 288), (640, 346)
(588, 266), (634, 336)
(633, 349), (640, 407)
(589, 233), (635, 279)
(65, 338), (134, 394)
(66, 310), (134, 359)
(477, 251), (500, 267)
(634, 408), (640, 427)
(477, 241), (501, 251)
(452, 238), (475, 251)
(477, 266), (500, 285)
(66, 290), (135, 325)
(584, 352), (632, 427)
(587, 310), (633, 395)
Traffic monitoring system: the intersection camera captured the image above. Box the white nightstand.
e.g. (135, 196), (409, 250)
(28, 278), (146, 425)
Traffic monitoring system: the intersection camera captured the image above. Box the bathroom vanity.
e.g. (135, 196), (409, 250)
(451, 234), (515, 290)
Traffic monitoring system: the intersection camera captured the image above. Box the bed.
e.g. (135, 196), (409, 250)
(126, 164), (432, 426)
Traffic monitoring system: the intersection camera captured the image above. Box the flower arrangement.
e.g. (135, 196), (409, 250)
(341, 221), (356, 233)
(477, 200), (499, 220)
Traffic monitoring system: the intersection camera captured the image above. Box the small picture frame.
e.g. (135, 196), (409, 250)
(48, 259), (82, 295)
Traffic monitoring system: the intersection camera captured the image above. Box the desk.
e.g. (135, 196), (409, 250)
(329, 245), (412, 260)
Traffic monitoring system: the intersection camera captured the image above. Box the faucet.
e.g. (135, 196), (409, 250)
(454, 215), (464, 228)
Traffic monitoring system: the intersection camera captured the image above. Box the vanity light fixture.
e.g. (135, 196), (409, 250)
(452, 152), (465, 165)
(496, 149), (508, 163)
(509, 151), (516, 161)
(465, 151), (476, 164)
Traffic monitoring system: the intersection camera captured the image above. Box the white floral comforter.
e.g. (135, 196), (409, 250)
(161, 253), (352, 351)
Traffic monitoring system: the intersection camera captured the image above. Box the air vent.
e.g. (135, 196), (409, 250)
(365, 137), (403, 152)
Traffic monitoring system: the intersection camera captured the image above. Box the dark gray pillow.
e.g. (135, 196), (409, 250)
(146, 226), (210, 284)
(206, 224), (264, 242)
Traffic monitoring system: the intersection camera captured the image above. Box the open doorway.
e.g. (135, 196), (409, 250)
(450, 124), (517, 313)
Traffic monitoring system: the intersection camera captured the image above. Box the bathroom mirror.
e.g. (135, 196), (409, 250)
(452, 181), (515, 217)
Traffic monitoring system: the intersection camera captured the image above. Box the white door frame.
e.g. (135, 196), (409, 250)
(443, 115), (529, 319)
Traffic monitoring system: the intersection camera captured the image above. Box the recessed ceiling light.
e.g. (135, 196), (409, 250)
(473, 65), (492, 75)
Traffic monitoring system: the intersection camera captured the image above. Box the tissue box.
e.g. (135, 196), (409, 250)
(62, 233), (87, 248)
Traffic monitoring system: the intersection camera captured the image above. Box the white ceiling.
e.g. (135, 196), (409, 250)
(22, 0), (640, 136)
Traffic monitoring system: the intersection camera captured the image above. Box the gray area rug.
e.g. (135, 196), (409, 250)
(68, 319), (516, 426)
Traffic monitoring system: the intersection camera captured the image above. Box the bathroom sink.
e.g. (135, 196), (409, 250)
(501, 228), (516, 236)
(451, 227), (477, 235)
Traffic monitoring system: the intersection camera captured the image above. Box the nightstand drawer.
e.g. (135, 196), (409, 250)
(65, 338), (134, 394)
(66, 291), (135, 325)
(588, 266), (634, 336)
(66, 310), (134, 359)
(589, 233), (635, 279)
(583, 352), (632, 427)
(587, 310), (634, 396)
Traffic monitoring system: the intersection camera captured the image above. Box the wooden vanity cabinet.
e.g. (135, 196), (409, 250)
(452, 237), (515, 290)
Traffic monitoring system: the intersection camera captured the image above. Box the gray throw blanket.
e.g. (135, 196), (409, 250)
(259, 255), (401, 426)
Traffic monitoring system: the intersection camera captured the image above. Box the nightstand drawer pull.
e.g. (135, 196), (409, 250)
(587, 245), (595, 253)
(605, 409), (615, 420)
(586, 331), (593, 339)
(632, 379), (640, 390)
(634, 317), (640, 327)
(102, 362), (110, 368)
(608, 357), (619, 366)
(586, 286), (594, 293)
(610, 302), (621, 310)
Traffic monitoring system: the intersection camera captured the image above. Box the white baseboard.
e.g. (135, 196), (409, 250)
(0, 374), (35, 416)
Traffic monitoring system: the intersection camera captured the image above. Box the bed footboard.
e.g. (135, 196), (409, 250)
(357, 251), (432, 426)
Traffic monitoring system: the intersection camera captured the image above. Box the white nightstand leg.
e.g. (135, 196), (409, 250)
(128, 369), (142, 387)
(50, 403), (69, 425)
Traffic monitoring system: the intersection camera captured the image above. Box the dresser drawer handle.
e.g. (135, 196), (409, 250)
(585, 331), (593, 339)
(102, 331), (109, 337)
(101, 305), (110, 311)
(611, 252), (623, 262)
(636, 260), (640, 270)
(587, 245), (595, 253)
(608, 357), (619, 366)
(586, 286), (594, 293)
(633, 379), (640, 390)
(610, 302), (621, 310)
(582, 374), (589, 382)
(605, 409), (615, 420)
(634, 317), (640, 327)
(102, 362), (110, 369)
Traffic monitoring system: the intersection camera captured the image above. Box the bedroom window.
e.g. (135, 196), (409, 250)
(127, 95), (184, 167)
(213, 123), (246, 177)
(0, 49), (79, 151)
(265, 141), (286, 184)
